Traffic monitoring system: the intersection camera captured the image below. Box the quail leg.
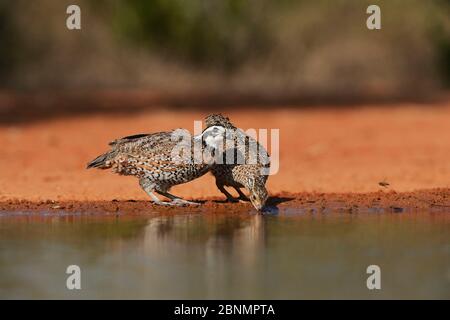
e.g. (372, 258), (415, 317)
(216, 181), (238, 202)
(139, 180), (175, 206)
(156, 190), (200, 206)
(143, 189), (175, 206)
(234, 187), (250, 202)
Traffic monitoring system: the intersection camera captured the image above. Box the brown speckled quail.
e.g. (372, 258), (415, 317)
(201, 114), (270, 210)
(87, 130), (212, 206)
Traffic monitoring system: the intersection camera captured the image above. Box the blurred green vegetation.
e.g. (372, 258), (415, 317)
(0, 2), (18, 78)
(101, 0), (450, 81)
(0, 0), (449, 94)
(434, 17), (450, 85)
(108, 0), (271, 70)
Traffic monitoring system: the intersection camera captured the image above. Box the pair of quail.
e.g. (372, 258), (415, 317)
(87, 114), (269, 210)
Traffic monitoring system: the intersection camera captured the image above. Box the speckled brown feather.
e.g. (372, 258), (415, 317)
(87, 130), (210, 194)
(204, 114), (270, 209)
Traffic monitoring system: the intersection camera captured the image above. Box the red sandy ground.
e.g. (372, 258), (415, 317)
(0, 101), (449, 213)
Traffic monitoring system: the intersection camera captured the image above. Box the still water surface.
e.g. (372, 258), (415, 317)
(0, 212), (449, 299)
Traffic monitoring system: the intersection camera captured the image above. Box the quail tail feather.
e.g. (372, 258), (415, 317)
(86, 150), (117, 169)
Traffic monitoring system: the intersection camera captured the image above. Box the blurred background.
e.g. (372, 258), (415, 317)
(1, 2), (449, 300)
(0, 0), (449, 122)
(0, 0), (449, 201)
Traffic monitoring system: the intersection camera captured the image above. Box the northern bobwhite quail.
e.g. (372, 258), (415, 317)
(87, 130), (212, 206)
(200, 114), (270, 210)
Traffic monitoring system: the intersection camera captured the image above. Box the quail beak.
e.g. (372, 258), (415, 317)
(250, 195), (265, 211)
(193, 134), (206, 149)
(253, 202), (264, 211)
(251, 189), (269, 211)
(193, 134), (202, 143)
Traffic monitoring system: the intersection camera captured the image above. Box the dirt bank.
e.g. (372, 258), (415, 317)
(1, 189), (448, 215)
(0, 101), (449, 212)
